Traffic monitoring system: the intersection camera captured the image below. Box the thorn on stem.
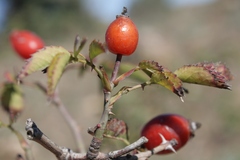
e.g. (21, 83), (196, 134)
(88, 124), (102, 136)
(180, 97), (184, 102)
(159, 134), (177, 154)
(182, 87), (189, 94)
(165, 144), (177, 154)
(141, 83), (146, 90)
(109, 111), (115, 115)
(97, 123), (101, 128)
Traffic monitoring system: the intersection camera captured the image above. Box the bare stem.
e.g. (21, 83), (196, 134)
(52, 89), (86, 153)
(25, 119), (152, 160)
(87, 91), (112, 159)
(108, 136), (148, 159)
(21, 81), (86, 153)
(87, 54), (123, 158)
(111, 54), (123, 82)
(126, 84), (144, 92)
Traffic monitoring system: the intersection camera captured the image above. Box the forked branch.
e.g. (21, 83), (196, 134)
(25, 119), (176, 160)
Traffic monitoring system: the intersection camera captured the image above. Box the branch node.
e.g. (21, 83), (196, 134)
(58, 147), (73, 160)
(87, 137), (102, 159)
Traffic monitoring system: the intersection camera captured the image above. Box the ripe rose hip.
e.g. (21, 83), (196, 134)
(141, 114), (200, 154)
(10, 30), (44, 59)
(105, 14), (139, 56)
(141, 123), (181, 154)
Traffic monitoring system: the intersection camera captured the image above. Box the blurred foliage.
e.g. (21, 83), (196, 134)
(7, 0), (96, 36)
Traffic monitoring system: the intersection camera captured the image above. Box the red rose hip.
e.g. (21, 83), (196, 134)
(105, 14), (138, 56)
(10, 30), (44, 59)
(141, 114), (201, 154)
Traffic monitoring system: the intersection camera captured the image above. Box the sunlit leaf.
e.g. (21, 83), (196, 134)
(139, 60), (184, 97)
(104, 118), (129, 145)
(89, 40), (105, 62)
(47, 52), (70, 96)
(18, 46), (71, 80)
(174, 62), (233, 89)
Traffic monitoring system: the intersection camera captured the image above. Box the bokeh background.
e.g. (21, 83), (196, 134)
(0, 0), (239, 160)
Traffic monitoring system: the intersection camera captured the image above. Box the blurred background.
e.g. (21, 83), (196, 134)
(0, 0), (239, 160)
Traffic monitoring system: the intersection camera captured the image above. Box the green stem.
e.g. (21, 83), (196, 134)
(87, 55), (123, 159)
(86, 60), (103, 79)
(95, 91), (111, 139)
(87, 91), (112, 159)
(95, 54), (123, 139)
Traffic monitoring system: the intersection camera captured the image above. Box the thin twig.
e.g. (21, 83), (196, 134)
(87, 91), (112, 159)
(8, 125), (34, 160)
(52, 88), (86, 153)
(109, 84), (146, 106)
(111, 54), (123, 82)
(108, 137), (148, 159)
(86, 54), (123, 159)
(27, 81), (86, 153)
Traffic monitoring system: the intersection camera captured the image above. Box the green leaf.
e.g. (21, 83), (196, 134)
(89, 40), (105, 62)
(1, 83), (24, 121)
(47, 52), (70, 96)
(174, 62), (233, 89)
(104, 118), (130, 145)
(18, 46), (71, 80)
(139, 60), (184, 97)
